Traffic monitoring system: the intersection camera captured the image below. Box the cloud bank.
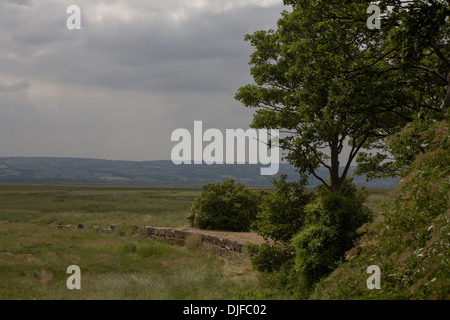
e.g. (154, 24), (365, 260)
(0, 0), (286, 160)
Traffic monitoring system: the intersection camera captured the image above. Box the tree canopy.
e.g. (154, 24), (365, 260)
(235, 0), (448, 190)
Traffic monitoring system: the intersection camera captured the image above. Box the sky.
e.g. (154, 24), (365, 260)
(0, 0), (286, 161)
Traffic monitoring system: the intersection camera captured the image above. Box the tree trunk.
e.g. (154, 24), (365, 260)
(444, 71), (450, 110)
(329, 138), (342, 193)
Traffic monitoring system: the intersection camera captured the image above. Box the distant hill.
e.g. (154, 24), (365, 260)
(0, 157), (396, 187)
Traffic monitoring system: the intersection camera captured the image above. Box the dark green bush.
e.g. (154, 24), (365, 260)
(254, 175), (313, 244)
(303, 186), (373, 256)
(248, 243), (294, 273)
(293, 180), (373, 289)
(248, 175), (312, 279)
(293, 224), (341, 287)
(186, 179), (263, 232)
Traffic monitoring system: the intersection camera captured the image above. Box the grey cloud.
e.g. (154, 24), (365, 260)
(1, 3), (283, 91)
(0, 79), (30, 92)
(4, 0), (33, 7)
(0, 0), (286, 160)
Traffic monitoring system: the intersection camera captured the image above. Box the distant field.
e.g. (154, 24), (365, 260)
(0, 183), (393, 299)
(363, 187), (396, 213)
(0, 184), (203, 228)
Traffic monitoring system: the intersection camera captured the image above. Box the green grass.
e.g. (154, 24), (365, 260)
(0, 184), (261, 299)
(0, 183), (392, 300)
(0, 222), (260, 299)
(0, 184), (202, 228)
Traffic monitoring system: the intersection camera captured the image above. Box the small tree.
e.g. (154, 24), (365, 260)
(187, 179), (263, 232)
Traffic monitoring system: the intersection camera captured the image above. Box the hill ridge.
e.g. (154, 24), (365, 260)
(0, 157), (396, 187)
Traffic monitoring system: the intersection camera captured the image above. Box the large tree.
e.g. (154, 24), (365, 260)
(236, 1), (395, 192)
(355, 0), (449, 178)
(235, 0), (448, 191)
(383, 0), (449, 109)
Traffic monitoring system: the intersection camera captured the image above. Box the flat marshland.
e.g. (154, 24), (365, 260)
(0, 184), (392, 299)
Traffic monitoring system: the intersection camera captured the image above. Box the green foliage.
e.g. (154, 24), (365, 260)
(186, 179), (263, 232)
(356, 114), (449, 180)
(249, 177), (373, 296)
(355, 0), (449, 178)
(235, 0), (428, 192)
(247, 175), (311, 291)
(312, 120), (450, 300)
(292, 181), (373, 290)
(293, 224), (341, 287)
(254, 175), (313, 244)
(308, 180), (373, 253)
(248, 242), (294, 273)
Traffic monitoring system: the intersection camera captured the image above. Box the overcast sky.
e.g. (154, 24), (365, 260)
(0, 0), (286, 161)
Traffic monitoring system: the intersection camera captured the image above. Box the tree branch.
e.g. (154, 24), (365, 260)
(306, 144), (331, 171)
(311, 171), (330, 191)
(411, 64), (448, 83)
(341, 134), (369, 183)
(431, 44), (450, 71)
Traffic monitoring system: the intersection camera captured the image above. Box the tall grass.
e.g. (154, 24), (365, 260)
(0, 222), (261, 299)
(0, 184), (200, 227)
(0, 184), (392, 300)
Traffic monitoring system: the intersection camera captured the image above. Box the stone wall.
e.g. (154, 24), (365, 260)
(55, 223), (245, 253)
(142, 226), (244, 253)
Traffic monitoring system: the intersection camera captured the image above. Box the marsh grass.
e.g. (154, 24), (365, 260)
(0, 221), (262, 299)
(0, 184), (200, 227)
(0, 184), (391, 300)
(184, 233), (204, 252)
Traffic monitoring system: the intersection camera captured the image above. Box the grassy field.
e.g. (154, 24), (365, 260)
(0, 183), (393, 300)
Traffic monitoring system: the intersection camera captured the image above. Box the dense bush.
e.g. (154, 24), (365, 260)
(248, 242), (295, 273)
(186, 179), (263, 232)
(248, 175), (311, 283)
(254, 175), (313, 244)
(248, 176), (374, 297)
(293, 180), (373, 289)
(292, 224), (341, 288)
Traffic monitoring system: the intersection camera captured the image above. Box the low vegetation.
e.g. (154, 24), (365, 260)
(0, 222), (261, 299)
(0, 185), (265, 299)
(0, 183), (390, 299)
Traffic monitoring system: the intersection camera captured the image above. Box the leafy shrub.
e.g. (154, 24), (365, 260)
(186, 179), (263, 232)
(293, 224), (341, 287)
(248, 175), (311, 279)
(254, 175), (313, 244)
(292, 181), (373, 289)
(303, 184), (373, 255)
(248, 243), (294, 273)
